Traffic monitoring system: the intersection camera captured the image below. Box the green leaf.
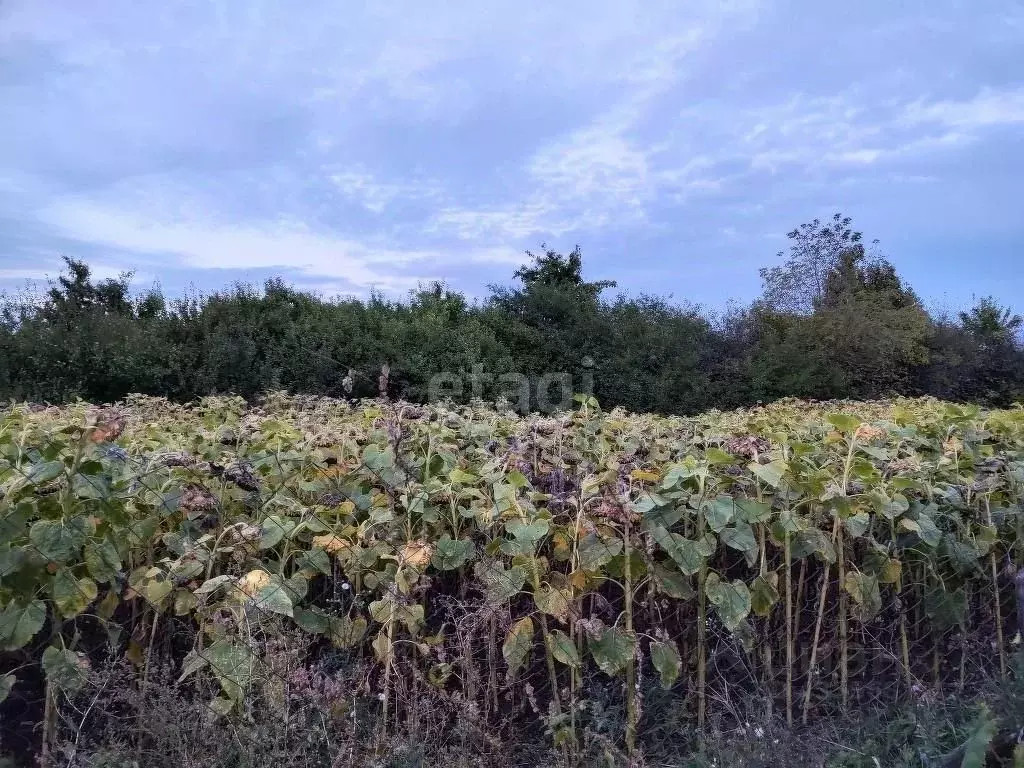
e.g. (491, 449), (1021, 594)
(844, 511), (870, 538)
(505, 519), (549, 554)
(251, 577), (294, 618)
(176, 649), (208, 683)
(0, 544), (25, 580)
(826, 413), (861, 434)
(292, 606), (329, 634)
(84, 538), (122, 584)
(548, 629), (580, 668)
(960, 704), (997, 768)
(705, 572), (751, 631)
(650, 640), (681, 688)
(42, 647), (89, 694)
(52, 570), (97, 618)
(0, 674), (14, 705)
(750, 575), (780, 617)
(205, 639), (253, 702)
(449, 467), (478, 484)
(194, 575), (235, 595)
(0, 599), (46, 650)
(705, 448), (734, 465)
(720, 522), (757, 554)
(474, 560), (525, 603)
(652, 562), (695, 600)
(735, 499), (772, 524)
(916, 513), (942, 547)
(631, 493), (669, 517)
(296, 547), (332, 575)
(589, 627), (636, 677)
(503, 617), (533, 675)
(792, 528), (836, 563)
(27, 460), (65, 485)
(925, 586), (967, 631)
(507, 469), (529, 489)
(29, 517), (94, 563)
(577, 534), (622, 571)
(704, 496), (735, 532)
(259, 515), (295, 549)
(748, 461), (787, 488)
(650, 526), (712, 575)
(431, 535), (474, 571)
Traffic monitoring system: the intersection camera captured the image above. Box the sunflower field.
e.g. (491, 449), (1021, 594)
(1, 393), (1023, 766)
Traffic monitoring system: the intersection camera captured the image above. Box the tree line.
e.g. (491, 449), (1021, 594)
(1, 214), (1021, 412)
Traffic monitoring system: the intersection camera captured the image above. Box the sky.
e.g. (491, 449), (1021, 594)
(1, 0), (1023, 310)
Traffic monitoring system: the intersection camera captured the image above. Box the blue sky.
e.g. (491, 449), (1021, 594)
(1, 0), (1022, 311)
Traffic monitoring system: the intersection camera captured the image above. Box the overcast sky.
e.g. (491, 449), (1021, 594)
(1, 1), (1022, 309)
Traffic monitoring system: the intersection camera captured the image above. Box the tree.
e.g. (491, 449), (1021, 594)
(759, 214), (873, 314)
(514, 244), (616, 296)
(960, 297), (1023, 349)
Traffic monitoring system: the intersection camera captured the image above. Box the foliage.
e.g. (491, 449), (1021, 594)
(2, 216), (1022, 410)
(2, 392), (1024, 764)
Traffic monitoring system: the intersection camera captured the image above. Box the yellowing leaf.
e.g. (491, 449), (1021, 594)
(236, 570), (272, 597)
(400, 540), (434, 569)
(313, 534), (351, 555)
(630, 469), (660, 483)
(502, 617), (534, 675)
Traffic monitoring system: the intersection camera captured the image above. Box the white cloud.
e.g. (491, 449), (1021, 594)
(904, 87), (1024, 129)
(37, 196), (526, 292)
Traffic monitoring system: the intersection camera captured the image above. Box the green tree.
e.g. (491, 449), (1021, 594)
(759, 213), (869, 314)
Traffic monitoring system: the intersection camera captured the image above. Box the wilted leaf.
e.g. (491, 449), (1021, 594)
(843, 572), (882, 623)
(0, 674), (14, 705)
(474, 560), (525, 603)
(534, 585), (571, 622)
(329, 615), (367, 648)
(42, 647), (89, 693)
(503, 617), (533, 675)
(205, 639), (253, 702)
(650, 640), (681, 688)
(0, 599), (45, 651)
(52, 571), (97, 618)
(589, 626), (636, 677)
(548, 629), (580, 668)
(750, 574), (780, 617)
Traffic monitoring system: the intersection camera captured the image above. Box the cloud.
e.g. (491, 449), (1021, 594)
(904, 87), (1024, 129)
(1, 0), (1023, 309)
(37, 195), (526, 293)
